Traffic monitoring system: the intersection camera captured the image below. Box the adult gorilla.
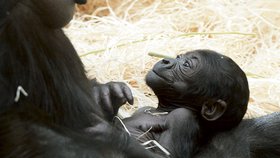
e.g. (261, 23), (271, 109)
(0, 0), (166, 157)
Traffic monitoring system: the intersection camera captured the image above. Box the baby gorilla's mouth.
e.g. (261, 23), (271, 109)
(152, 70), (173, 83)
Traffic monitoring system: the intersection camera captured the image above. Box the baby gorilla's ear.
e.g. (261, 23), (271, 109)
(201, 99), (227, 121)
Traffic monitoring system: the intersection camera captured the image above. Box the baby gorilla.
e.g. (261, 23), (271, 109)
(115, 49), (249, 158)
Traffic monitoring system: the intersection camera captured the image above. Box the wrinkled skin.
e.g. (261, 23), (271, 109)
(145, 52), (203, 111)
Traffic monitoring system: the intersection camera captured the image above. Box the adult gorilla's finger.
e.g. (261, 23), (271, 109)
(92, 87), (101, 105)
(110, 83), (124, 98)
(109, 83), (127, 107)
(100, 86), (114, 115)
(121, 84), (134, 105)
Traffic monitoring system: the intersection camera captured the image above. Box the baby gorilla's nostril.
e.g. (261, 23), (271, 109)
(161, 58), (175, 69)
(162, 59), (170, 64)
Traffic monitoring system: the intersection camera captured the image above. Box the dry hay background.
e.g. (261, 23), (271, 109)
(65, 0), (280, 118)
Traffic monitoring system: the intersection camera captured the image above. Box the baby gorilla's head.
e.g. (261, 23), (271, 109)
(146, 49), (249, 130)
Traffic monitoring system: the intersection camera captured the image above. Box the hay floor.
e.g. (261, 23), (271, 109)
(65, 0), (280, 118)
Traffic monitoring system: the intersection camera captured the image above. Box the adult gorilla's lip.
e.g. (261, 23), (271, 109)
(75, 0), (87, 4)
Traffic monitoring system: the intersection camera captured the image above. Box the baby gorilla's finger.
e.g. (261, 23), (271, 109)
(142, 121), (166, 132)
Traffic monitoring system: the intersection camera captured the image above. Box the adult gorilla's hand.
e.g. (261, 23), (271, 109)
(92, 81), (134, 121)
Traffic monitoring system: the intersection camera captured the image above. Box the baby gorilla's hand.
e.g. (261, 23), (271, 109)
(119, 107), (199, 157)
(122, 107), (166, 133)
(92, 81), (133, 121)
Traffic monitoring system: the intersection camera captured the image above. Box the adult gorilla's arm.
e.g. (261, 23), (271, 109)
(0, 105), (165, 158)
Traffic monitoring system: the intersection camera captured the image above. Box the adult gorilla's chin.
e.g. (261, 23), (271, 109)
(75, 0), (87, 4)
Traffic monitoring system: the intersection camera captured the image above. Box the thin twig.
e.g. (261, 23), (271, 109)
(137, 126), (153, 140)
(148, 52), (174, 59)
(113, 116), (131, 136)
(144, 108), (169, 116)
(142, 140), (171, 156)
(79, 32), (256, 57)
(79, 38), (148, 57)
(179, 32), (257, 37)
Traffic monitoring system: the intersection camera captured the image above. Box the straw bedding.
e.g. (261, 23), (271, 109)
(64, 0), (280, 118)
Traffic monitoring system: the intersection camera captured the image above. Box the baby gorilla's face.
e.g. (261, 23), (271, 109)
(145, 50), (205, 111)
(146, 51), (201, 91)
(145, 49), (249, 117)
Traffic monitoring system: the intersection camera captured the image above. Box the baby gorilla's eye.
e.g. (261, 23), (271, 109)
(191, 56), (198, 60)
(183, 60), (191, 67)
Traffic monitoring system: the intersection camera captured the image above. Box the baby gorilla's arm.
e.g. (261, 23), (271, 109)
(115, 107), (201, 158)
(159, 108), (201, 158)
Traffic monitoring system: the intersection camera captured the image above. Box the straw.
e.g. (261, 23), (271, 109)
(66, 0), (280, 118)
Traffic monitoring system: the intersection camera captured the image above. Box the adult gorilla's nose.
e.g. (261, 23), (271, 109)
(75, 0), (87, 4)
(161, 58), (176, 69)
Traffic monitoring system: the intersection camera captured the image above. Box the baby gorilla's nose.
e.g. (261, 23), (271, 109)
(162, 58), (175, 69)
(162, 59), (170, 64)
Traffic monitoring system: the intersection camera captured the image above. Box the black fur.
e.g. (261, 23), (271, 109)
(0, 1), (162, 157)
(195, 112), (280, 158)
